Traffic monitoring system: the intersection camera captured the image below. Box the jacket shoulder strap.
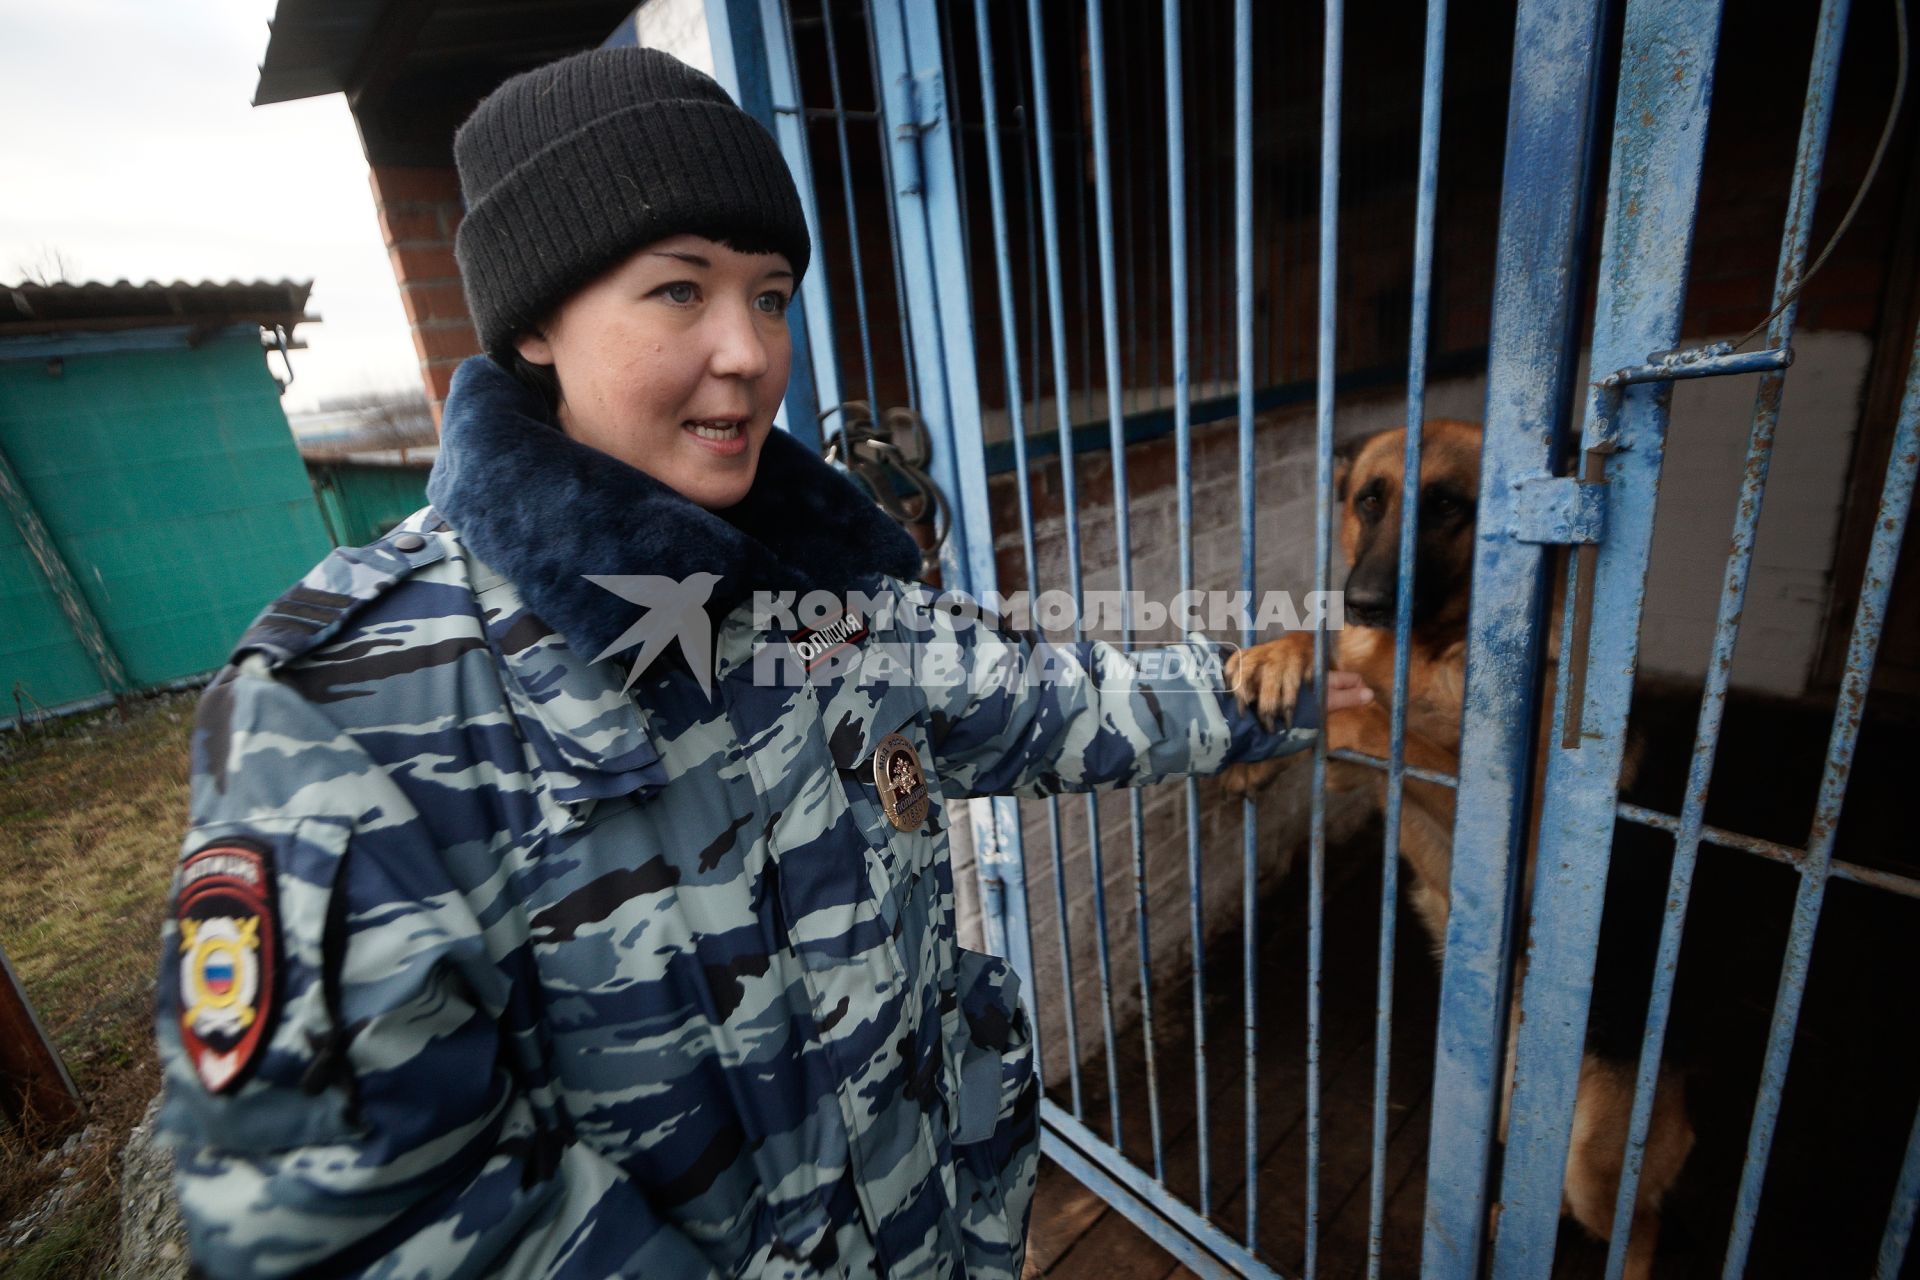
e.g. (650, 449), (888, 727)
(231, 516), (451, 670)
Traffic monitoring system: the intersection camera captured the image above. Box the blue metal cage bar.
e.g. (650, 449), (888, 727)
(1086, 0), (1168, 1181)
(1721, 314), (1920, 1280)
(1613, 802), (1920, 899)
(1021, 0), (1124, 1146)
(1369, 0), (1447, 1274)
(963, 0), (1050, 1090)
(1880, 1088), (1920, 1278)
(1601, 3), (1851, 1273)
(1423, 1), (1613, 1271)
(1493, 0), (1725, 1268)
(964, 0), (1084, 1120)
(811, 0), (882, 417)
(866, 0), (985, 596)
(1160, 0), (1217, 1222)
(1307, 0), (1345, 1269)
(1232, 0), (1259, 1249)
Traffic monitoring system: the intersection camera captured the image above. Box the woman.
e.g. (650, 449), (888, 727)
(154, 47), (1365, 1278)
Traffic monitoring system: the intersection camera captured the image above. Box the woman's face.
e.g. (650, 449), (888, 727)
(515, 234), (795, 509)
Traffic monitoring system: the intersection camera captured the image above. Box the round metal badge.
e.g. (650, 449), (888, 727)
(872, 731), (930, 832)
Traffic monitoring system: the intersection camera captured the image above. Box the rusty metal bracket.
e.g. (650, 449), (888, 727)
(1508, 474), (1609, 545)
(1505, 458), (1614, 749)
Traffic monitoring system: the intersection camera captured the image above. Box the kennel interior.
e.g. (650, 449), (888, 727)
(707, 0), (1920, 1274)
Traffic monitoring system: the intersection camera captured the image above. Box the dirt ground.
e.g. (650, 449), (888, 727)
(0, 690), (196, 1279)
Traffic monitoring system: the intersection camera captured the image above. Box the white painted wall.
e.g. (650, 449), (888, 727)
(1639, 331), (1867, 695)
(634, 0), (714, 77)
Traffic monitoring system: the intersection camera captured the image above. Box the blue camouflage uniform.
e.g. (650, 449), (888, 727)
(155, 355), (1317, 1278)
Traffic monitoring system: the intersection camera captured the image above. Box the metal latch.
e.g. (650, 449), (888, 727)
(1552, 339), (1793, 748)
(1557, 443), (1617, 748)
(1594, 340), (1791, 391)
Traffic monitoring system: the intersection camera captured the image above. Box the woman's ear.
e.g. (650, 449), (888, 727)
(515, 329), (556, 365)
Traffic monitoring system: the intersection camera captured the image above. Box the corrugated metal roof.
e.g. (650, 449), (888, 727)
(0, 280), (315, 337)
(254, 0), (639, 106)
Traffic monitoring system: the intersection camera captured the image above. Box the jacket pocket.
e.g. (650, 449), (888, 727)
(944, 947), (1042, 1269)
(946, 947), (1036, 1149)
(157, 815), (365, 1153)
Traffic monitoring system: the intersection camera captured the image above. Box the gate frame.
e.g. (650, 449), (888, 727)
(703, 0), (1920, 1275)
(1419, 0), (1616, 1269)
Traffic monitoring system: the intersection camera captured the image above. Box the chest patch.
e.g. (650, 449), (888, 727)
(789, 607), (868, 672)
(175, 840), (279, 1094)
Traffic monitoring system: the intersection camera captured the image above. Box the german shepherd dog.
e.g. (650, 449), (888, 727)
(1219, 420), (1692, 1278)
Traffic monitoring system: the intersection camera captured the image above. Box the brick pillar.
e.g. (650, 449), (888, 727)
(368, 165), (481, 428)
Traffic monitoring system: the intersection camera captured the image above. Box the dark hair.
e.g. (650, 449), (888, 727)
(503, 347), (563, 420)
(494, 229), (791, 425)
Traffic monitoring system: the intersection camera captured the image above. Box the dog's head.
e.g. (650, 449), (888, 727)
(1335, 419), (1483, 635)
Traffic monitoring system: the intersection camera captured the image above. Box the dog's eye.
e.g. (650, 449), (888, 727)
(1357, 491), (1385, 517)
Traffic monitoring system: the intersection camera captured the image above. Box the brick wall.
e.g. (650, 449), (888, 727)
(368, 166), (482, 427)
(944, 376), (1490, 1086)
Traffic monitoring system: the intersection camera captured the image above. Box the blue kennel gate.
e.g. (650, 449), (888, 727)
(704, 0), (1920, 1274)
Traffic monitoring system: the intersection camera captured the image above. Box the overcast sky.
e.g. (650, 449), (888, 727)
(1, 0), (420, 412)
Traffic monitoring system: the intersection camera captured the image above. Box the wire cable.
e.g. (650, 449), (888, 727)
(1734, 0), (1910, 351)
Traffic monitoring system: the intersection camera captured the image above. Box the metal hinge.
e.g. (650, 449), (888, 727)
(1508, 473), (1609, 545)
(890, 68), (943, 196)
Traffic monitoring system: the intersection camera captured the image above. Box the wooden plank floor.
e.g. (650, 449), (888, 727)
(1022, 819), (1442, 1279)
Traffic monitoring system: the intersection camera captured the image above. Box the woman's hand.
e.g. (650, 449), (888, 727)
(1322, 669), (1375, 715)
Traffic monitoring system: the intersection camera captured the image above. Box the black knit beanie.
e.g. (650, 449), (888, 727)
(453, 47), (811, 362)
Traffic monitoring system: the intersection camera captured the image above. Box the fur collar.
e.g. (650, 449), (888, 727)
(426, 355), (920, 663)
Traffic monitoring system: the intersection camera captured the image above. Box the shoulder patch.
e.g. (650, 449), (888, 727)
(231, 522), (450, 670)
(176, 839), (280, 1093)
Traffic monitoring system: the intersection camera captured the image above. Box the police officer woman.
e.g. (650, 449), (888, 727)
(155, 46), (1367, 1278)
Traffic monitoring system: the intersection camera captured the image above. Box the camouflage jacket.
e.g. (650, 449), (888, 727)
(155, 356), (1317, 1278)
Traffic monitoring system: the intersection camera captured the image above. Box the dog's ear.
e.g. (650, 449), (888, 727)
(1333, 439), (1360, 503)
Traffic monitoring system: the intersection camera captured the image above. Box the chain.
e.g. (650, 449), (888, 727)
(821, 401), (951, 579)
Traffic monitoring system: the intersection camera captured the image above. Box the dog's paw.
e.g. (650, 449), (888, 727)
(1216, 756), (1292, 796)
(1226, 633), (1316, 730)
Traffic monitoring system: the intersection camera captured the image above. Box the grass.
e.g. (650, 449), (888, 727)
(0, 690), (197, 1278)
